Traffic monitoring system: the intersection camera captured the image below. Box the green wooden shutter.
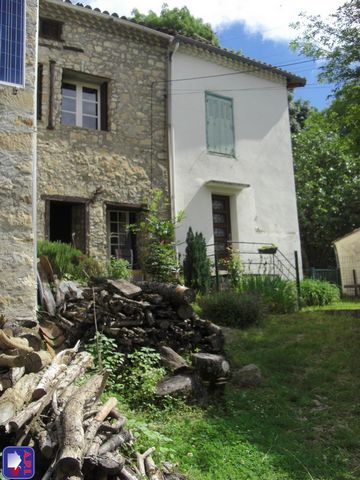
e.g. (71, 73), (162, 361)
(206, 93), (234, 156)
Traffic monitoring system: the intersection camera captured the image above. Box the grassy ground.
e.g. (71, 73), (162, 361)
(303, 298), (360, 311)
(113, 308), (360, 480)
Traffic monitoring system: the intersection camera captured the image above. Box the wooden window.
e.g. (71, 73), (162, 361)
(107, 209), (137, 266)
(39, 18), (63, 41)
(212, 195), (231, 257)
(37, 64), (43, 120)
(206, 92), (235, 156)
(61, 76), (108, 131)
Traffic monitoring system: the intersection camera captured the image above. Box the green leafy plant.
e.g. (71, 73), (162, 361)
(300, 278), (340, 306)
(131, 190), (184, 282)
(37, 240), (104, 281)
(85, 333), (125, 392)
(220, 248), (243, 289)
(199, 290), (263, 328)
(121, 347), (166, 408)
(106, 257), (131, 280)
(183, 227), (211, 294)
(237, 275), (298, 314)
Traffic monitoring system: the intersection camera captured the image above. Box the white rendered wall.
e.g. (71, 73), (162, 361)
(170, 50), (302, 270)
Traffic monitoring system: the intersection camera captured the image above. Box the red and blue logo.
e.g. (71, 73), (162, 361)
(2, 447), (35, 479)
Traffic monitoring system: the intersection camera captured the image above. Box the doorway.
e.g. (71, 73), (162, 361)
(212, 194), (231, 257)
(48, 200), (87, 252)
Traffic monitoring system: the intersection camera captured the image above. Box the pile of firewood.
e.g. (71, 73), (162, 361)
(0, 327), (186, 480)
(38, 269), (224, 355)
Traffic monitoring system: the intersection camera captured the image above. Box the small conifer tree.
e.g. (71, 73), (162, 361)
(183, 227), (211, 294)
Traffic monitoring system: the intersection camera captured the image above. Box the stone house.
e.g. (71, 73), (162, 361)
(36, 0), (171, 266)
(0, 0), (38, 320)
(168, 37), (305, 269)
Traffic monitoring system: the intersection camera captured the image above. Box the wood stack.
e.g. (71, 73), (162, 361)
(0, 330), (186, 480)
(38, 278), (224, 355)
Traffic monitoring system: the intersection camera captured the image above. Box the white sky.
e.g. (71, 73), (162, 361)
(87, 0), (344, 42)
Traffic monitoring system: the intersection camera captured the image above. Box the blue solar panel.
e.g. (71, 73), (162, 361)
(0, 0), (25, 86)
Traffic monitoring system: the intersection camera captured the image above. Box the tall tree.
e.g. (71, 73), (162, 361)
(288, 92), (315, 134)
(131, 4), (219, 46)
(293, 107), (360, 268)
(290, 0), (360, 90)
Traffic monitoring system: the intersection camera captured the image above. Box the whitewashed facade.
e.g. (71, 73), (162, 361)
(168, 39), (304, 270)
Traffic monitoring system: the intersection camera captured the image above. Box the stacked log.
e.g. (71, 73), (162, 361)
(38, 278), (224, 355)
(0, 327), (186, 480)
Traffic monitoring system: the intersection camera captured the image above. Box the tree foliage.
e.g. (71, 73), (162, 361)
(290, 0), (360, 90)
(293, 107), (360, 267)
(288, 91), (315, 134)
(131, 4), (219, 46)
(183, 227), (211, 294)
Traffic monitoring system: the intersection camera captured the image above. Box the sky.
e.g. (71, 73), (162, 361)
(87, 0), (345, 109)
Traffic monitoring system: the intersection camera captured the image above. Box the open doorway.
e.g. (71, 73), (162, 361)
(47, 199), (87, 253)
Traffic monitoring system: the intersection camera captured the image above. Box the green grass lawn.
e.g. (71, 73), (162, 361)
(114, 310), (360, 480)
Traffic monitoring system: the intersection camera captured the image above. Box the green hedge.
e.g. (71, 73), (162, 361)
(300, 278), (340, 306)
(199, 290), (263, 328)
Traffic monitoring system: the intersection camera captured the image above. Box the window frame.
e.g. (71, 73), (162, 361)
(0, 0), (26, 88)
(107, 210), (131, 258)
(61, 79), (101, 130)
(205, 91), (235, 157)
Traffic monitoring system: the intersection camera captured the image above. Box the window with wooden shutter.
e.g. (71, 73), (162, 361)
(205, 92), (235, 156)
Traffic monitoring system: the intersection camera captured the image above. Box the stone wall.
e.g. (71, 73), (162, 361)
(37, 1), (170, 262)
(0, 0), (38, 320)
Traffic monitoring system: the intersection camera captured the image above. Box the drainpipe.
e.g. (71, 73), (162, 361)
(166, 38), (180, 223)
(32, 1), (40, 316)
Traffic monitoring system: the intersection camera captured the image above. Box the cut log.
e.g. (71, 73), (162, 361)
(145, 455), (164, 480)
(24, 350), (52, 373)
(32, 342), (81, 400)
(84, 397), (118, 451)
(56, 374), (106, 476)
(136, 447), (155, 476)
(0, 372), (42, 425)
(0, 330), (33, 353)
(98, 430), (133, 455)
(88, 451), (125, 475)
(136, 282), (195, 305)
(38, 427), (57, 458)
(156, 373), (193, 397)
(0, 354), (25, 368)
(159, 346), (189, 373)
(98, 418), (126, 434)
(191, 353), (230, 381)
(119, 467), (139, 480)
(107, 279), (142, 298)
(177, 304), (193, 320)
(38, 257), (56, 316)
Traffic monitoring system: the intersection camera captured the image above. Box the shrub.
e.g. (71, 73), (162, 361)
(120, 347), (166, 408)
(183, 227), (211, 294)
(237, 275), (298, 314)
(220, 248), (243, 290)
(85, 333), (125, 392)
(131, 190), (184, 282)
(37, 240), (104, 281)
(106, 257), (131, 280)
(199, 290), (263, 328)
(300, 278), (340, 306)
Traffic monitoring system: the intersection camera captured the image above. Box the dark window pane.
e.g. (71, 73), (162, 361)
(61, 111), (76, 125)
(82, 115), (97, 129)
(110, 212), (117, 222)
(62, 83), (76, 97)
(83, 101), (97, 116)
(82, 87), (97, 101)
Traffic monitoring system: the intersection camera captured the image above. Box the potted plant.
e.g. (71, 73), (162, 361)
(258, 244), (278, 254)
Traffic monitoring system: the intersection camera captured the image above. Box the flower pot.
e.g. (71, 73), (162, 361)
(258, 247), (277, 254)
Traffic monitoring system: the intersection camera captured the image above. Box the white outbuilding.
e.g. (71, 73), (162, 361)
(333, 229), (360, 297)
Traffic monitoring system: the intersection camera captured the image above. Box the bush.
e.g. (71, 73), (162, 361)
(106, 257), (131, 280)
(131, 190), (183, 282)
(37, 240), (104, 281)
(237, 275), (298, 314)
(183, 227), (211, 294)
(300, 278), (340, 306)
(199, 290), (263, 328)
(85, 333), (125, 392)
(122, 347), (166, 408)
